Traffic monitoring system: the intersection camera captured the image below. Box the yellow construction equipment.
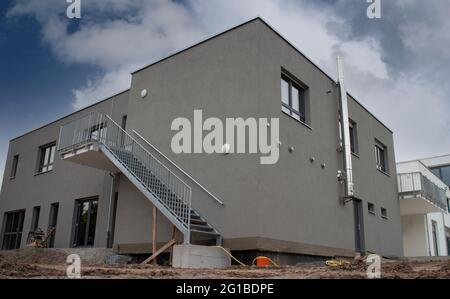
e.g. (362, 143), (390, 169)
(27, 227), (56, 248)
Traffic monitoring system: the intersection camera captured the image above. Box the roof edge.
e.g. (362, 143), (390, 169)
(131, 16), (393, 134)
(10, 89), (130, 142)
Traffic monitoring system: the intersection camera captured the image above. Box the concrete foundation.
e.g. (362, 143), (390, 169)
(172, 245), (231, 269)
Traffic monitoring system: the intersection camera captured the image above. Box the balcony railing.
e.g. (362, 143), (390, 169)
(398, 172), (448, 211)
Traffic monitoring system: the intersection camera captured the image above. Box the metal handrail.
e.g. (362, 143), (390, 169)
(58, 112), (192, 238)
(132, 129), (224, 206)
(398, 172), (448, 211)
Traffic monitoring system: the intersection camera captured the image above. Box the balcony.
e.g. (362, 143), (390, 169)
(398, 172), (448, 215)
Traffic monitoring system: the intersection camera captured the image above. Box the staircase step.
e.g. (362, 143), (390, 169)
(109, 146), (222, 242)
(190, 224), (214, 232)
(190, 218), (207, 225)
(190, 229), (219, 236)
(190, 212), (201, 218)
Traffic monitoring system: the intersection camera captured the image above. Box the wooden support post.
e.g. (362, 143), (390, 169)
(169, 226), (178, 264)
(141, 239), (176, 265)
(152, 205), (157, 265)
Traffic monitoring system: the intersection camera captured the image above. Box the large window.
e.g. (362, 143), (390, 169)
(30, 206), (40, 232)
(10, 155), (19, 179)
(73, 198), (98, 247)
(37, 143), (56, 173)
(375, 140), (388, 173)
(1, 210), (25, 250)
(281, 74), (306, 123)
(48, 203), (59, 248)
(430, 165), (450, 187)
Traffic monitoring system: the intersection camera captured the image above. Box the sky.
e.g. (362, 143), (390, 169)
(0, 0), (449, 186)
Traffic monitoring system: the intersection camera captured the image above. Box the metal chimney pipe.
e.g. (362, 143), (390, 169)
(337, 56), (354, 198)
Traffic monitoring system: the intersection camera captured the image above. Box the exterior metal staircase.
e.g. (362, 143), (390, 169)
(57, 112), (221, 245)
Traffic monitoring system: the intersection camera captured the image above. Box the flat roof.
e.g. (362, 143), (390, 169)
(132, 16), (393, 133)
(11, 16), (393, 143)
(398, 154), (450, 166)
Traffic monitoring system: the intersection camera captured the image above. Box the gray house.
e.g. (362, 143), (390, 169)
(0, 18), (403, 262)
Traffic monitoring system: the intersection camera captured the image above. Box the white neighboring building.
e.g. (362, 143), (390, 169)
(397, 155), (450, 257)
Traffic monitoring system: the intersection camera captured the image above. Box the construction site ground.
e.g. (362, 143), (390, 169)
(1, 248), (449, 279)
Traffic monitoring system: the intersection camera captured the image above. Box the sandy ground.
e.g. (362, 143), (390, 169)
(1, 249), (449, 279)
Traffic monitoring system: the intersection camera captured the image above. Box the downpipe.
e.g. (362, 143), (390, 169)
(337, 56), (355, 204)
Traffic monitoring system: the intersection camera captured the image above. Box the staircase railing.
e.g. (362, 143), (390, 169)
(57, 112), (192, 242)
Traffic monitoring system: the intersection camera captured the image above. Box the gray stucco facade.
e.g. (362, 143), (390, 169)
(0, 18), (403, 259)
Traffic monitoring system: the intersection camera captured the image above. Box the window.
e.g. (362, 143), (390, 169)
(73, 198), (99, 247)
(48, 203), (59, 248)
(430, 165), (450, 187)
(121, 115), (127, 130)
(368, 203), (375, 215)
(281, 74), (306, 123)
(349, 121), (359, 155)
(381, 207), (388, 219)
(448, 198), (450, 214)
(37, 143), (56, 173)
(10, 155), (19, 179)
(1, 210), (25, 250)
(88, 122), (107, 141)
(339, 120), (359, 155)
(432, 221), (439, 256)
(375, 140), (388, 173)
(30, 206), (40, 232)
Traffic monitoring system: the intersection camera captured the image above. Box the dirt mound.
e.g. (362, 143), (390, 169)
(0, 255), (63, 278)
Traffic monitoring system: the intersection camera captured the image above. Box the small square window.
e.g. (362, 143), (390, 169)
(368, 203), (375, 215)
(381, 208), (388, 219)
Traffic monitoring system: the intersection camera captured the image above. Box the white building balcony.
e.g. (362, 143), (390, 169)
(398, 172), (448, 215)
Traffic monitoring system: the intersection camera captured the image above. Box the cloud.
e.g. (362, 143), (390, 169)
(6, 0), (450, 161)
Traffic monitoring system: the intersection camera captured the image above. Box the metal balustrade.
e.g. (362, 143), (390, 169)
(58, 112), (192, 243)
(398, 172), (448, 211)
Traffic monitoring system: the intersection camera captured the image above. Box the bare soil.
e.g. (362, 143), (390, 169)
(1, 249), (449, 279)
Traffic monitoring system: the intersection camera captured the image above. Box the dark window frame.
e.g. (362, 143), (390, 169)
(1, 209), (26, 250)
(72, 197), (99, 248)
(375, 139), (389, 174)
(88, 123), (107, 141)
(430, 165), (450, 188)
(368, 202), (376, 215)
(349, 120), (359, 155)
(48, 203), (59, 248)
(30, 206), (41, 232)
(338, 119), (359, 156)
(281, 72), (308, 124)
(10, 154), (19, 179)
(37, 142), (56, 174)
(380, 207), (388, 219)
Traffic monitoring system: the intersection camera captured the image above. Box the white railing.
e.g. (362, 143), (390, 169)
(132, 129), (224, 206)
(58, 112), (192, 241)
